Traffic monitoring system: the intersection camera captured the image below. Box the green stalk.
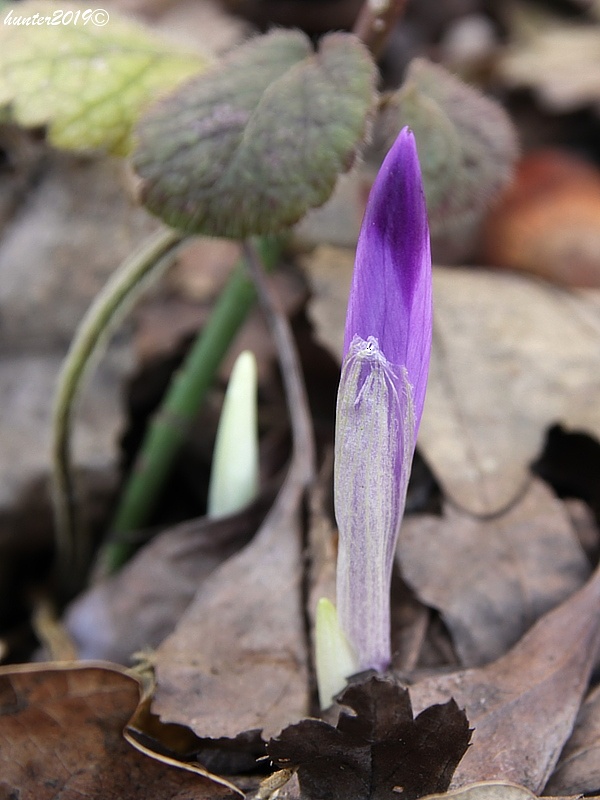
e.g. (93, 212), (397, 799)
(99, 236), (282, 574)
(52, 227), (186, 587)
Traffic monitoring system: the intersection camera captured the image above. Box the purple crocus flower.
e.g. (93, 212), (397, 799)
(334, 127), (432, 673)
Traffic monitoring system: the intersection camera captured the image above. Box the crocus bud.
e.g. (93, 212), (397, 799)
(334, 127), (432, 673)
(207, 350), (259, 518)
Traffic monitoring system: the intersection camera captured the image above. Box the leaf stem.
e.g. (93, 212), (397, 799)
(99, 236), (283, 575)
(353, 0), (409, 59)
(52, 226), (186, 589)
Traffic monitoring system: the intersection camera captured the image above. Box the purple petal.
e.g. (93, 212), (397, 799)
(343, 127), (432, 428)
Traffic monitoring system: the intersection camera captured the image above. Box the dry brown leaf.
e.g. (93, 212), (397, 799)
(152, 462), (309, 743)
(0, 661), (239, 799)
(64, 492), (274, 662)
(421, 781), (538, 800)
(564, 497), (600, 562)
(144, 0), (250, 56)
(498, 6), (600, 114)
(167, 237), (242, 301)
(545, 681), (600, 794)
(294, 168), (369, 250)
(406, 565), (600, 792)
(303, 246), (600, 515)
(481, 150), (600, 287)
(301, 244), (354, 359)
(398, 478), (590, 666)
(421, 268), (600, 514)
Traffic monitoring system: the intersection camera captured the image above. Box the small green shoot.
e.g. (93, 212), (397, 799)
(315, 597), (358, 710)
(207, 350), (260, 519)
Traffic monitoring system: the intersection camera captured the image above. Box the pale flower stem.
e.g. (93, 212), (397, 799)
(337, 536), (392, 672)
(51, 226), (185, 588)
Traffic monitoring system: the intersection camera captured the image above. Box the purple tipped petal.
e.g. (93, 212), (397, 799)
(334, 127), (432, 673)
(343, 127), (432, 427)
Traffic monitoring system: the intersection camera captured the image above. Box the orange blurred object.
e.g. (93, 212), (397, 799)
(481, 150), (600, 287)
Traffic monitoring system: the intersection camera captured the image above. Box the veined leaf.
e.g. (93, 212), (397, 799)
(133, 29), (376, 237)
(0, 1), (208, 155)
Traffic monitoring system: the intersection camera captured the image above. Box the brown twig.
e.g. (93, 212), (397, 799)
(353, 0), (409, 60)
(242, 241), (316, 487)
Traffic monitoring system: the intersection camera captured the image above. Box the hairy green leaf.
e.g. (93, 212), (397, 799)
(0, 1), (207, 155)
(376, 58), (518, 252)
(133, 29), (376, 237)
